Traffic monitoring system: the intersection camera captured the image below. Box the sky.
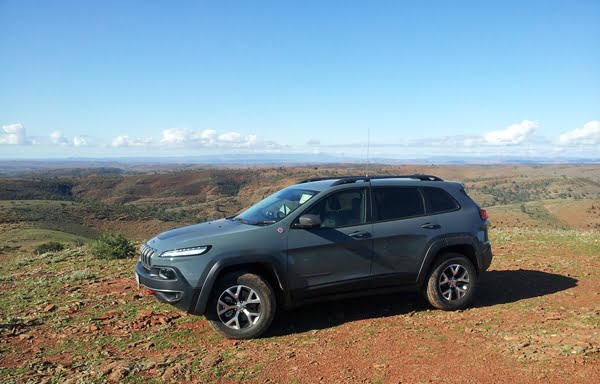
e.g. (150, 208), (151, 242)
(1, 0), (599, 161)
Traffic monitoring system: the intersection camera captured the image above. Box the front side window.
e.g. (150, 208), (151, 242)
(373, 187), (424, 221)
(234, 188), (318, 225)
(305, 189), (366, 228)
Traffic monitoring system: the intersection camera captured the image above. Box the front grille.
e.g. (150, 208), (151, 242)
(140, 244), (157, 268)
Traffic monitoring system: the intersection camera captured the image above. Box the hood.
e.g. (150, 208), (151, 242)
(148, 219), (258, 247)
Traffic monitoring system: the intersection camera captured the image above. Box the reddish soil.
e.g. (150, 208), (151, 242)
(3, 246), (599, 383)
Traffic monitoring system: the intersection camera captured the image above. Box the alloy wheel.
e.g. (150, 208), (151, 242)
(216, 285), (262, 330)
(438, 264), (470, 301)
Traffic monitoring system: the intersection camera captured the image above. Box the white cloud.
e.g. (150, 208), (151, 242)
(50, 130), (69, 145)
(50, 131), (93, 146)
(160, 128), (266, 148)
(160, 128), (197, 145)
(483, 120), (538, 145)
(306, 139), (320, 146)
(558, 120), (600, 145)
(218, 131), (242, 143)
(200, 129), (217, 143)
(73, 136), (89, 147)
(0, 123), (30, 145)
(111, 135), (153, 147)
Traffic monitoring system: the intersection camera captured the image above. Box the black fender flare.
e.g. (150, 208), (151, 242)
(192, 256), (287, 315)
(416, 236), (479, 287)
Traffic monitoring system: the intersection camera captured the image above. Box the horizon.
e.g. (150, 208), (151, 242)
(1, 1), (599, 160)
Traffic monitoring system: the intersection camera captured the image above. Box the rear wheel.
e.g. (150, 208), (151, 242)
(425, 253), (477, 310)
(207, 272), (276, 339)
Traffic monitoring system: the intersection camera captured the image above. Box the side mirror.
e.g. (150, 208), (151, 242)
(296, 214), (321, 229)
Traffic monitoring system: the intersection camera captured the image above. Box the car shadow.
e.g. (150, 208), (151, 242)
(265, 269), (577, 337)
(474, 269), (577, 307)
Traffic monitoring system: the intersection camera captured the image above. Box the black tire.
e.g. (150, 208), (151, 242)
(425, 253), (477, 310)
(207, 272), (276, 339)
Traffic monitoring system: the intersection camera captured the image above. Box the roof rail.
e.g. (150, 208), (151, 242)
(298, 174), (443, 185)
(298, 176), (365, 184)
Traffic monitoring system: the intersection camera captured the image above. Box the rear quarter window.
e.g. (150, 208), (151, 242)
(422, 187), (460, 214)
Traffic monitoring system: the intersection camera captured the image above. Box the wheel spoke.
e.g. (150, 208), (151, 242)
(439, 273), (450, 284)
(246, 291), (261, 304)
(456, 284), (468, 299)
(219, 300), (236, 316)
(442, 289), (452, 300)
(217, 300), (236, 315)
(225, 312), (241, 330)
(242, 308), (260, 324)
(451, 265), (460, 276)
(456, 270), (469, 283)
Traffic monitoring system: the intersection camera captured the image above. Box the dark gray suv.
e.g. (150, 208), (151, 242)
(135, 175), (492, 339)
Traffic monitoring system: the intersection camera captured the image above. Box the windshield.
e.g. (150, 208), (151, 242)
(233, 188), (318, 225)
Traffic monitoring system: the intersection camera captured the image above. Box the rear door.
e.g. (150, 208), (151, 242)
(287, 187), (373, 299)
(370, 186), (443, 287)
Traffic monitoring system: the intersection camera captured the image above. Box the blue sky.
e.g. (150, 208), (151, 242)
(1, 0), (599, 160)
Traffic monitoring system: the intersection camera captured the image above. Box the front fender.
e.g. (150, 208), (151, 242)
(192, 256), (287, 315)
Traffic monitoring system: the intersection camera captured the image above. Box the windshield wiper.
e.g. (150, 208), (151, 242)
(251, 220), (277, 226)
(229, 217), (251, 224)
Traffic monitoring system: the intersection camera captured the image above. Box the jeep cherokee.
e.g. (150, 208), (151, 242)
(135, 174), (492, 339)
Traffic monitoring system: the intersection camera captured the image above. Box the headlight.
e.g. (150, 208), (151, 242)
(160, 246), (210, 257)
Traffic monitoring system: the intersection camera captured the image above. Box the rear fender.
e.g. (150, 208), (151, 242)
(416, 236), (479, 287)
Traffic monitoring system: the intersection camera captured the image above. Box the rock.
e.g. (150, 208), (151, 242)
(137, 310), (154, 319)
(43, 304), (56, 313)
(97, 361), (120, 377)
(108, 366), (129, 381)
(162, 367), (176, 381)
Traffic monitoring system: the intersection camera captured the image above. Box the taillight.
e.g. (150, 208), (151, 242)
(480, 208), (488, 220)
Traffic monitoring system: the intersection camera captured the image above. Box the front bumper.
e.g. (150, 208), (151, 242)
(135, 262), (200, 313)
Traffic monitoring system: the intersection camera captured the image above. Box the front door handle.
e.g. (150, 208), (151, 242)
(421, 223), (441, 230)
(349, 231), (372, 239)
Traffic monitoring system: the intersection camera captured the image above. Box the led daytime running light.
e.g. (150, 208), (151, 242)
(160, 246), (209, 257)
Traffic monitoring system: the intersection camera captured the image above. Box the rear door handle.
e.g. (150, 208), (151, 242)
(421, 223), (441, 230)
(349, 231), (372, 239)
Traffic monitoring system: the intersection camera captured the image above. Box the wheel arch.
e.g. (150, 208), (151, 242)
(417, 238), (479, 288)
(193, 257), (288, 315)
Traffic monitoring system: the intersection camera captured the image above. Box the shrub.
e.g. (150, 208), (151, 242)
(89, 232), (136, 259)
(34, 242), (64, 255)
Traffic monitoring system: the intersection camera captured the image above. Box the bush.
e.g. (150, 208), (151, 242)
(34, 242), (64, 255)
(89, 232), (136, 259)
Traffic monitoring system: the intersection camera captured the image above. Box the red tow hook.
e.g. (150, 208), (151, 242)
(146, 289), (155, 296)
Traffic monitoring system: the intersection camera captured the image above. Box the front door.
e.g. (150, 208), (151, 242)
(287, 187), (373, 300)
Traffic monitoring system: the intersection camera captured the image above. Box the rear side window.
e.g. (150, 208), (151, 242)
(373, 187), (425, 221)
(423, 187), (459, 213)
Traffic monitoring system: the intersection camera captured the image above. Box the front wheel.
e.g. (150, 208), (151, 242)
(425, 253), (477, 310)
(207, 272), (276, 339)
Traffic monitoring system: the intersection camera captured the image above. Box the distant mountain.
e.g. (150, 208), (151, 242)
(0, 154), (599, 177)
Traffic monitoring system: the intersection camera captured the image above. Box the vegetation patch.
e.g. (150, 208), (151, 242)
(89, 232), (136, 260)
(34, 241), (65, 255)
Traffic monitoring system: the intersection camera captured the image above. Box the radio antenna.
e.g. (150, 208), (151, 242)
(365, 127), (371, 177)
